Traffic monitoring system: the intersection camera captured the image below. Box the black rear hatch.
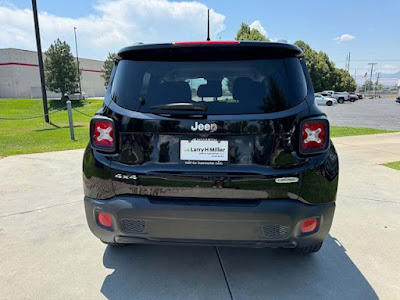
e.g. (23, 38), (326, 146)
(105, 42), (310, 201)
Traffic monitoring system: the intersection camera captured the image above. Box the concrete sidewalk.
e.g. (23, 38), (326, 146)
(0, 133), (399, 299)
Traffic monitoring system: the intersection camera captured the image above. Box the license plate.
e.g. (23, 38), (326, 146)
(180, 139), (228, 164)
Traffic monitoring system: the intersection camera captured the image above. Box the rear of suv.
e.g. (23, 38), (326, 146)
(83, 41), (338, 254)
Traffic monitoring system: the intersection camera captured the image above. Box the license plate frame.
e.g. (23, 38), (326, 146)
(180, 139), (228, 166)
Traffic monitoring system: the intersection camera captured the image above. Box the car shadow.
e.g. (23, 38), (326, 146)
(100, 235), (377, 299)
(34, 124), (84, 132)
(101, 244), (232, 299)
(216, 236), (378, 299)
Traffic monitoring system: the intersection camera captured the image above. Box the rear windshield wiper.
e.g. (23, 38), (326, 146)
(150, 103), (207, 111)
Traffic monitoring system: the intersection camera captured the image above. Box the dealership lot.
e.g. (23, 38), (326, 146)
(320, 98), (400, 131)
(0, 132), (400, 299)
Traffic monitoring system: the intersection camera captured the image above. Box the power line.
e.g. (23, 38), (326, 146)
(335, 58), (400, 63)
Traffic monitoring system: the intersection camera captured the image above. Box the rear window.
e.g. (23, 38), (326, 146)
(111, 58), (307, 114)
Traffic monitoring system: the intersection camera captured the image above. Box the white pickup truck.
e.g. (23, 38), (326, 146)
(321, 91), (352, 104)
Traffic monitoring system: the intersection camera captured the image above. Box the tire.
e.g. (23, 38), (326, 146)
(101, 240), (126, 247)
(350, 98), (355, 102)
(338, 98), (344, 104)
(327, 101), (333, 106)
(295, 241), (323, 255)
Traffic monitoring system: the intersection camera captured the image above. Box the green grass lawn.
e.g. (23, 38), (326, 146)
(330, 126), (397, 137)
(0, 99), (398, 157)
(0, 99), (103, 156)
(383, 161), (400, 171)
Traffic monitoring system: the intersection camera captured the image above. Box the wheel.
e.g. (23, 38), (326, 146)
(327, 101), (333, 106)
(350, 98), (355, 102)
(338, 98), (344, 104)
(294, 241), (323, 254)
(101, 240), (126, 247)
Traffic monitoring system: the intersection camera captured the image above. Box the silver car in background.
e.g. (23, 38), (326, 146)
(315, 93), (337, 106)
(64, 91), (87, 100)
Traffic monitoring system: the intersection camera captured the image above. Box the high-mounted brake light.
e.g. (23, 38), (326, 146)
(173, 41), (239, 45)
(299, 119), (329, 155)
(90, 117), (115, 152)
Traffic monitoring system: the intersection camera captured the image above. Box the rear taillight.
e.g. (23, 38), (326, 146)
(90, 117), (115, 152)
(97, 212), (112, 227)
(301, 218), (318, 233)
(299, 119), (330, 155)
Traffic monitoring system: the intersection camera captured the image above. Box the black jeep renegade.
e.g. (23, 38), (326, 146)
(83, 41), (338, 254)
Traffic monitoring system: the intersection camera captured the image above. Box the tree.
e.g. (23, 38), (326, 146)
(235, 22), (268, 41)
(333, 68), (357, 91)
(294, 40), (356, 92)
(102, 52), (116, 86)
(44, 39), (79, 98)
(361, 80), (383, 92)
(227, 23), (269, 91)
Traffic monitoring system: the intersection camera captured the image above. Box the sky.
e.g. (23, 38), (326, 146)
(1, 0), (399, 84)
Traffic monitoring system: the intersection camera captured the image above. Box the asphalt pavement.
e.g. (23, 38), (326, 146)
(320, 98), (400, 131)
(1, 133), (400, 299)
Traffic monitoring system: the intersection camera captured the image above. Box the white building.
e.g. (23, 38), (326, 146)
(0, 48), (106, 98)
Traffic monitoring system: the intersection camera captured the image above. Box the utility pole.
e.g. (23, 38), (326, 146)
(345, 52), (351, 72)
(345, 53), (348, 71)
(74, 27), (82, 96)
(347, 52), (351, 72)
(31, 0), (49, 123)
(354, 69), (357, 89)
(367, 62), (377, 97)
(373, 73), (380, 98)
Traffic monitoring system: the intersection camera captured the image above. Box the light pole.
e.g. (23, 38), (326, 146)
(74, 27), (82, 96)
(32, 0), (49, 123)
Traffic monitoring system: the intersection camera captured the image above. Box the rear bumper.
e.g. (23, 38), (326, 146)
(84, 195), (335, 248)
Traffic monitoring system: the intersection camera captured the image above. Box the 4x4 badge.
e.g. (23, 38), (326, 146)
(115, 174), (137, 180)
(191, 121), (218, 132)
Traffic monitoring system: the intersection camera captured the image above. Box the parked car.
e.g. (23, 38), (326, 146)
(64, 91), (87, 100)
(322, 91), (353, 103)
(83, 41), (338, 254)
(347, 92), (359, 101)
(356, 93), (363, 99)
(314, 93), (337, 106)
(322, 90), (334, 95)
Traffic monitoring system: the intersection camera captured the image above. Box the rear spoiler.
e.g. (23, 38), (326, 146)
(118, 42), (304, 61)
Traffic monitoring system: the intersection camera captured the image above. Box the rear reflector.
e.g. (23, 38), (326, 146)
(301, 218), (318, 233)
(98, 212), (112, 227)
(300, 119), (329, 154)
(90, 117), (115, 152)
(174, 41), (239, 45)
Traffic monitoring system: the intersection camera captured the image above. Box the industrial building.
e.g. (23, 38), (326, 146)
(0, 48), (105, 98)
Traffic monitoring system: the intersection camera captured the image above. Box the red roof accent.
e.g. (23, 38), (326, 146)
(81, 69), (104, 73)
(173, 41), (239, 45)
(0, 62), (39, 67)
